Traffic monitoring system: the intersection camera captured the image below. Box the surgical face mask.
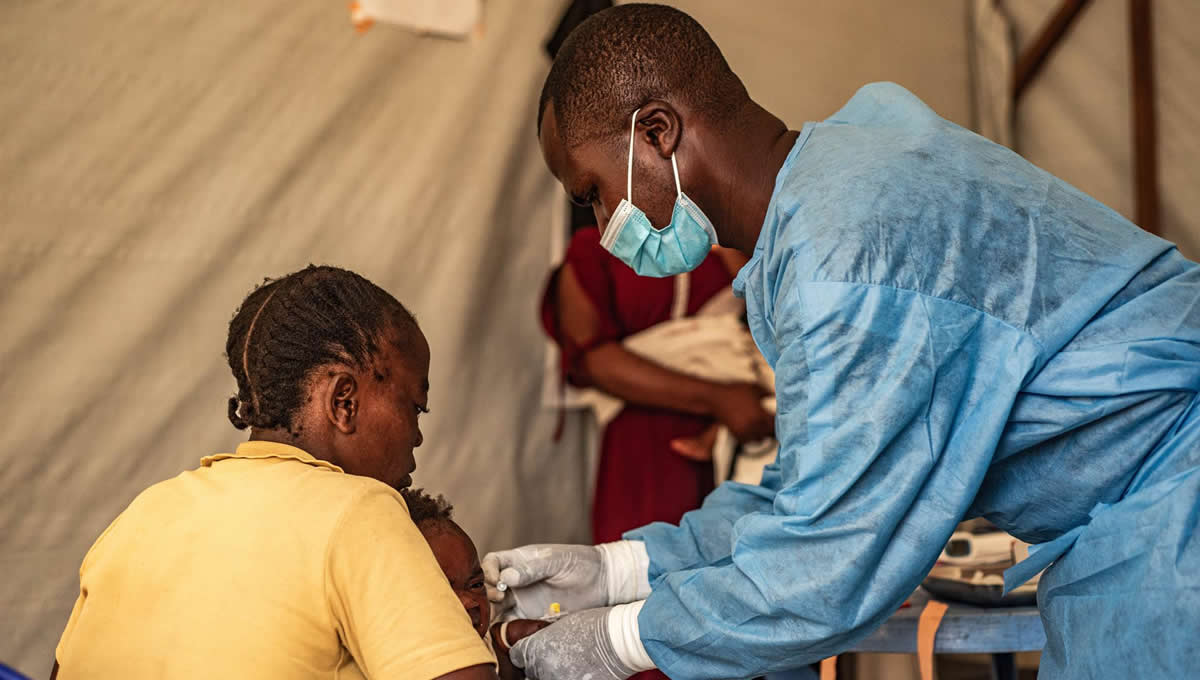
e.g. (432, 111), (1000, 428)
(599, 109), (719, 278)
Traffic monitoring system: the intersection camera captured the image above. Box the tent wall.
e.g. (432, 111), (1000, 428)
(1, 1), (972, 675)
(675, 0), (972, 128)
(1006, 0), (1199, 259)
(0, 0), (583, 671)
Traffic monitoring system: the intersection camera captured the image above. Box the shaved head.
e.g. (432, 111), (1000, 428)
(538, 3), (748, 147)
(536, 3), (797, 257)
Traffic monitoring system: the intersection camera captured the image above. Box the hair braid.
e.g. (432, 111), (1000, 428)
(224, 265), (419, 433)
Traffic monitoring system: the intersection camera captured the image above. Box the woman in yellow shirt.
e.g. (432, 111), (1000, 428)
(54, 265), (496, 680)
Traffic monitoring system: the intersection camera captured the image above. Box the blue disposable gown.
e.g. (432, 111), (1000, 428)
(627, 83), (1200, 680)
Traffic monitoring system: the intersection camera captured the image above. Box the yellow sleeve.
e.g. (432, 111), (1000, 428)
(55, 590), (87, 665)
(56, 513), (124, 666)
(326, 486), (495, 680)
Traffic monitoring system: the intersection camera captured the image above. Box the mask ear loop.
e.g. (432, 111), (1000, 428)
(627, 108), (640, 202)
(671, 152), (682, 198)
(629, 108), (683, 200)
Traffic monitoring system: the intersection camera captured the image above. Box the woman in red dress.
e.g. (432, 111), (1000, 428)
(541, 226), (773, 545)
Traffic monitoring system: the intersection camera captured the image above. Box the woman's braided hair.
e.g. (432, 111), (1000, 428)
(225, 265), (418, 434)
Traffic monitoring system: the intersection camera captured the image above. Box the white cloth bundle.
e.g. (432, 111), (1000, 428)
(574, 286), (777, 486)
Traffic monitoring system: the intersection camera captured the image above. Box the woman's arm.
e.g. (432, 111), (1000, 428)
(558, 263), (772, 441)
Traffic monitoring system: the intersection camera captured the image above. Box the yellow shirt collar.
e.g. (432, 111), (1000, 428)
(201, 440), (345, 473)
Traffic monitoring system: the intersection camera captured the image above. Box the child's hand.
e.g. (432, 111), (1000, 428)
(491, 618), (552, 651)
(491, 619), (551, 680)
(670, 423), (720, 461)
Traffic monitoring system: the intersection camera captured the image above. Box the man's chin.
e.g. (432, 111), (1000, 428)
(395, 474), (413, 490)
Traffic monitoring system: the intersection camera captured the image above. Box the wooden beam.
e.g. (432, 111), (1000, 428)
(1130, 0), (1160, 235)
(1012, 0), (1093, 102)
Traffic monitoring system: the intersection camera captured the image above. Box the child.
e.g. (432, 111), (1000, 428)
(402, 488), (549, 680)
(53, 266), (495, 680)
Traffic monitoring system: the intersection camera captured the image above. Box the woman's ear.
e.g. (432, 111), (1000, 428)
(324, 372), (358, 434)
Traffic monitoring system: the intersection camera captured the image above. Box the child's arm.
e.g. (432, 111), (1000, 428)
(490, 619), (552, 680)
(436, 665), (499, 680)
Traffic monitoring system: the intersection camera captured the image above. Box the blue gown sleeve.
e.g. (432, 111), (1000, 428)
(635, 280), (1044, 680)
(627, 466), (783, 577)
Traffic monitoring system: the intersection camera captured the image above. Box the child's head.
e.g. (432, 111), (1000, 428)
(401, 488), (491, 638)
(225, 265), (428, 489)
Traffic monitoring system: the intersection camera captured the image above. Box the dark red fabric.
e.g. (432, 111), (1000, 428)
(540, 227), (732, 546)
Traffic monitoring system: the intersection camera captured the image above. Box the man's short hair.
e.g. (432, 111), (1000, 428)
(538, 3), (747, 147)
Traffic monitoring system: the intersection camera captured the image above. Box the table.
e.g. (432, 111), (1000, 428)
(850, 590), (1045, 680)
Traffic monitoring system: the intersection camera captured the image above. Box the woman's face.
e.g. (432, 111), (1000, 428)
(340, 329), (430, 489)
(422, 522), (491, 638)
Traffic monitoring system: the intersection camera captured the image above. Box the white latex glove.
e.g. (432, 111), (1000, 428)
(482, 541), (650, 620)
(510, 602), (655, 680)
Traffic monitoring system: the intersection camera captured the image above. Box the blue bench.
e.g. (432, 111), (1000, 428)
(851, 590), (1044, 680)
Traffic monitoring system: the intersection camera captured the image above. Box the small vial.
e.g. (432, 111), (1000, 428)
(496, 581), (508, 592)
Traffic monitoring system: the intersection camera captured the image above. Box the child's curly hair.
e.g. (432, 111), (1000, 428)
(400, 487), (455, 527)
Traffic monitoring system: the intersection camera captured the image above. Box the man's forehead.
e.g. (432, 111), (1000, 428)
(540, 105), (618, 191)
(539, 102), (568, 182)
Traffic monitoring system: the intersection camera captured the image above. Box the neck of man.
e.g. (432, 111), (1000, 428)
(704, 101), (799, 255)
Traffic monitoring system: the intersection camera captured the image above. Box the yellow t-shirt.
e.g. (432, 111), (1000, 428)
(56, 441), (494, 679)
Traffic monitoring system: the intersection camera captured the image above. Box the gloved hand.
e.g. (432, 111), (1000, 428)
(510, 603), (655, 680)
(482, 541), (650, 620)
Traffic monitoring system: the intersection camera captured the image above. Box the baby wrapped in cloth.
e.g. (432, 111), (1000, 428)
(573, 284), (777, 486)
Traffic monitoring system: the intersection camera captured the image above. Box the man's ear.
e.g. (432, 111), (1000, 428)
(323, 371), (359, 435)
(635, 101), (683, 160)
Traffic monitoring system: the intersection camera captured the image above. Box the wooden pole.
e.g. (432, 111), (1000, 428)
(1130, 0), (1160, 234)
(1012, 0), (1093, 102)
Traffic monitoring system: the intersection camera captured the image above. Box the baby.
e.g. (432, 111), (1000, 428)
(401, 488), (548, 680)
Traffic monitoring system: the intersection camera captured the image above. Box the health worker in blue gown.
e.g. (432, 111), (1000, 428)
(483, 5), (1200, 680)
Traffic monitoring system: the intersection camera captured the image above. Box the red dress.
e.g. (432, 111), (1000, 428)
(541, 227), (734, 544)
